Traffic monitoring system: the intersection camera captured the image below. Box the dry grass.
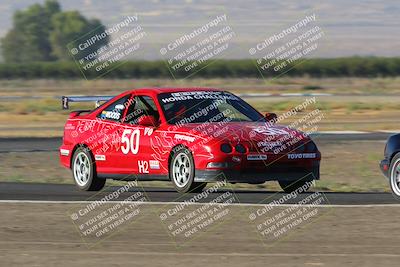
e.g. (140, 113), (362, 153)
(1, 78), (400, 137)
(1, 77), (400, 96)
(1, 97), (400, 137)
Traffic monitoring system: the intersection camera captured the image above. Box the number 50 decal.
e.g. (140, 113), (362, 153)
(121, 129), (140, 154)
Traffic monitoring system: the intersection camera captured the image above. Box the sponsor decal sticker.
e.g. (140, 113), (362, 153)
(247, 154), (268, 161)
(251, 126), (289, 136)
(65, 123), (75, 130)
(149, 160), (160, 169)
(287, 153), (316, 159)
(232, 156), (241, 163)
(174, 134), (195, 142)
(160, 91), (239, 104)
(95, 155), (106, 161)
(101, 111), (121, 120)
(144, 127), (154, 136)
(114, 104), (125, 110)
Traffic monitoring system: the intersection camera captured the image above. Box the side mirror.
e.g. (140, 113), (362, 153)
(265, 112), (277, 123)
(137, 115), (158, 127)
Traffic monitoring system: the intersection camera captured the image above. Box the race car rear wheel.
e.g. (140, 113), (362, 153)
(279, 179), (313, 194)
(389, 153), (400, 199)
(170, 147), (206, 193)
(72, 147), (105, 191)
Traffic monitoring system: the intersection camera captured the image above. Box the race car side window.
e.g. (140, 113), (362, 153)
(97, 95), (131, 122)
(124, 95), (160, 125)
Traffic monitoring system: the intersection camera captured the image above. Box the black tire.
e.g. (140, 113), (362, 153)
(279, 179), (313, 193)
(71, 147), (105, 191)
(190, 182), (207, 193)
(389, 153), (400, 200)
(169, 147), (206, 193)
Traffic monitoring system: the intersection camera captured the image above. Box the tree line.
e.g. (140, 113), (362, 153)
(0, 57), (399, 79)
(1, 0), (107, 63)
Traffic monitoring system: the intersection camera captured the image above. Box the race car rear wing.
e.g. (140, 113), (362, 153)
(62, 95), (114, 110)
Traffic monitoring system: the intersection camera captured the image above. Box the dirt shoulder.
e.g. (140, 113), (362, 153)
(0, 203), (399, 267)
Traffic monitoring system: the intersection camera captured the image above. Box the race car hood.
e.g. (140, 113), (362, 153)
(172, 122), (310, 152)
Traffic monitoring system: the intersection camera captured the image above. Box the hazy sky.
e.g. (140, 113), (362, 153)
(0, 0), (399, 59)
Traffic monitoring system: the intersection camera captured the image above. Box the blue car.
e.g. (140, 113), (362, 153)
(380, 134), (400, 199)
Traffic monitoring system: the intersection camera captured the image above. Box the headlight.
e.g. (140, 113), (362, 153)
(235, 144), (246, 153)
(306, 141), (317, 152)
(220, 143), (232, 153)
(296, 143), (306, 153)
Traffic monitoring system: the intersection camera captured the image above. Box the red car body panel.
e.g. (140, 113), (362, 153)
(60, 88), (321, 183)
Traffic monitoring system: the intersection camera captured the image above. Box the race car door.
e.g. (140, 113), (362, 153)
(94, 94), (132, 174)
(119, 94), (163, 177)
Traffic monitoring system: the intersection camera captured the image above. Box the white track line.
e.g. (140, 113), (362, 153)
(0, 249), (398, 257)
(0, 200), (399, 207)
(238, 93), (333, 97)
(314, 130), (369, 134)
(376, 130), (400, 133)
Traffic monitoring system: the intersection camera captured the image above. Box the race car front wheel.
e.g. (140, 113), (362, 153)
(72, 147), (105, 191)
(170, 147), (206, 193)
(389, 153), (400, 199)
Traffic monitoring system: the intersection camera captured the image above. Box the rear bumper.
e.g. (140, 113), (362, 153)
(194, 162), (320, 183)
(380, 158), (390, 178)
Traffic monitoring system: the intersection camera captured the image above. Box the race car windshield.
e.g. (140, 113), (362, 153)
(158, 91), (265, 124)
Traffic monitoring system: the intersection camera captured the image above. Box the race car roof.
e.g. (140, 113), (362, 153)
(61, 88), (225, 109)
(126, 87), (223, 94)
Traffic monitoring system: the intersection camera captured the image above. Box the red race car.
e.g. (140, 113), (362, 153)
(60, 88), (320, 193)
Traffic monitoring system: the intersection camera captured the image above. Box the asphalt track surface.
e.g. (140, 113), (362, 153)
(0, 132), (392, 153)
(0, 134), (398, 205)
(0, 182), (398, 205)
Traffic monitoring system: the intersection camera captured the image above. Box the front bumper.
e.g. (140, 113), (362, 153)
(59, 145), (73, 168)
(194, 163), (320, 183)
(380, 158), (390, 178)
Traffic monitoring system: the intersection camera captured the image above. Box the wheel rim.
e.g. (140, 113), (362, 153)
(172, 152), (191, 188)
(73, 152), (91, 186)
(391, 159), (400, 196)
